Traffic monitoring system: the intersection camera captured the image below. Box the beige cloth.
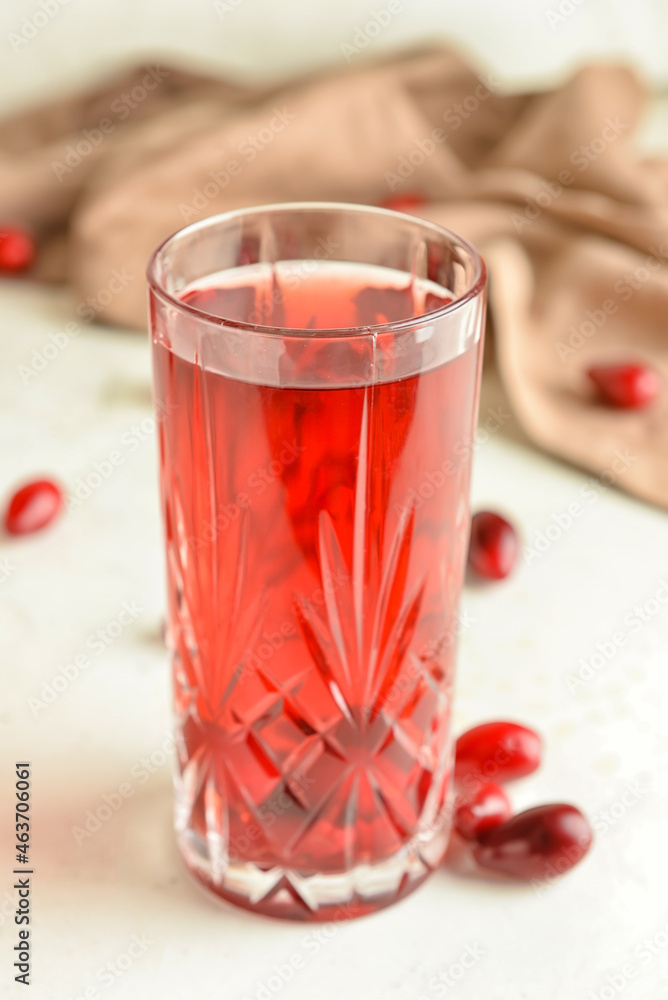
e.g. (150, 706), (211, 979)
(3, 49), (668, 506)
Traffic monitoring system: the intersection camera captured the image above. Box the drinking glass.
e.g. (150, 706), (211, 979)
(147, 203), (486, 920)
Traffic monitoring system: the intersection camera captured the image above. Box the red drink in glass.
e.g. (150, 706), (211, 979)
(148, 205), (486, 920)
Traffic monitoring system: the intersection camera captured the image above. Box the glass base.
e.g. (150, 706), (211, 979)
(178, 825), (449, 921)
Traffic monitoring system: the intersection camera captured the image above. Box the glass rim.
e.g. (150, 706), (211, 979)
(146, 201), (487, 338)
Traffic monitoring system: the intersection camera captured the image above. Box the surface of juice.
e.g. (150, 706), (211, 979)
(152, 260), (482, 917)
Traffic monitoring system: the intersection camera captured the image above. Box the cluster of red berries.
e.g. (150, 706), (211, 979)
(463, 492), (590, 882)
(451, 721), (592, 881)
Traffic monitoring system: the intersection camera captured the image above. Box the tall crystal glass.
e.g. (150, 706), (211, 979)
(147, 203), (486, 920)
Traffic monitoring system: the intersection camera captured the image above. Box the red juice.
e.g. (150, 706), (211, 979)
(152, 260), (482, 918)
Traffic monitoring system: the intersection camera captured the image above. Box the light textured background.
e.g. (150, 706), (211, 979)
(1, 0), (668, 116)
(1, 5), (668, 999)
(2, 282), (668, 1000)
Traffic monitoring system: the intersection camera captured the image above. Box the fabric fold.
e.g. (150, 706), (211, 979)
(2, 48), (668, 506)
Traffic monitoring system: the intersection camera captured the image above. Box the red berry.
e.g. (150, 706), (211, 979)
(473, 803), (592, 881)
(587, 363), (660, 409)
(0, 227), (36, 274)
(379, 194), (426, 214)
(455, 721), (542, 785)
(4, 479), (63, 535)
(468, 511), (518, 580)
(454, 781), (512, 840)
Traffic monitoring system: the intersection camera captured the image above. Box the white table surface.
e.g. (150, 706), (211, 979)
(1, 280), (668, 999)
